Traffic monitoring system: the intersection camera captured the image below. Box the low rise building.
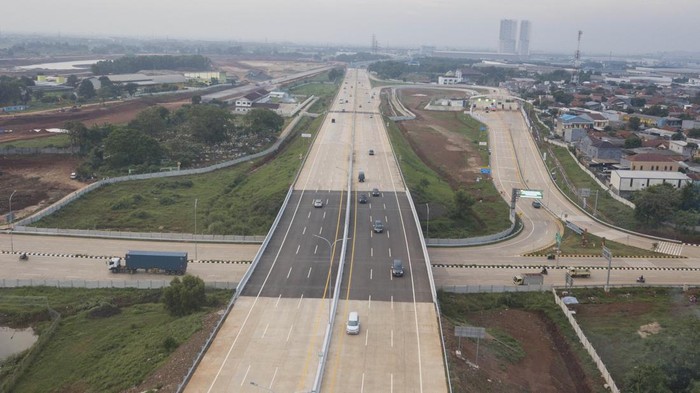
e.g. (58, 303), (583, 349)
(610, 170), (691, 196)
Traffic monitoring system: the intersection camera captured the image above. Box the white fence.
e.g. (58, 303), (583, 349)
(0, 146), (80, 155)
(552, 289), (620, 393)
(0, 278), (237, 290)
(438, 284), (552, 293)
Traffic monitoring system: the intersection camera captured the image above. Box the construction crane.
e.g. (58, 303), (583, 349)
(571, 30), (583, 86)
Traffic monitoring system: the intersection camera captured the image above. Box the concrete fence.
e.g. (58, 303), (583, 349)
(0, 146), (79, 155)
(426, 220), (521, 247)
(13, 226), (265, 243)
(552, 289), (620, 393)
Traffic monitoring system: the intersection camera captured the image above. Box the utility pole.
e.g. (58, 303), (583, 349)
(9, 190), (17, 253)
(571, 30), (583, 86)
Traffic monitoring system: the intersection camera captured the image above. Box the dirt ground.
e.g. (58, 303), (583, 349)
(0, 155), (83, 223)
(443, 309), (596, 393)
(211, 58), (321, 82)
(395, 88), (483, 188)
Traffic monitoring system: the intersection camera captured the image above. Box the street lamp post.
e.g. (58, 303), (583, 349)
(313, 234), (350, 319)
(9, 190), (17, 253)
(194, 198), (198, 261)
(425, 203), (430, 240)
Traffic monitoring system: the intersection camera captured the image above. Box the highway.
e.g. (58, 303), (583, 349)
(183, 68), (447, 392)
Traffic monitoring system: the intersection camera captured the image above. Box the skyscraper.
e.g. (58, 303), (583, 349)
(499, 19), (517, 54)
(518, 20), (531, 56)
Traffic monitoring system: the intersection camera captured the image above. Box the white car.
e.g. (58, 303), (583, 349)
(313, 199), (323, 208)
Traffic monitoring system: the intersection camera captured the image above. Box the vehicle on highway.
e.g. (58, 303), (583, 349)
(373, 220), (384, 233)
(371, 188), (380, 196)
(391, 259), (404, 277)
(313, 199), (323, 208)
(358, 193), (368, 204)
(513, 273), (544, 285)
(331, 118), (335, 123)
(532, 200), (542, 208)
(358, 171), (365, 182)
(19, 252), (28, 261)
(369, 149), (375, 155)
(346, 311), (360, 335)
(109, 250), (188, 275)
(568, 268), (591, 278)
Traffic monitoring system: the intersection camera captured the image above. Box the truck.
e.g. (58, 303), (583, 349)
(513, 273), (544, 286)
(108, 250), (188, 275)
(568, 268), (591, 278)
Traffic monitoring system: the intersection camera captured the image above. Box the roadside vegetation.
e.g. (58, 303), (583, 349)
(289, 68), (344, 113)
(571, 287), (700, 393)
(0, 282), (231, 393)
(439, 291), (604, 393)
(385, 115), (511, 238)
(0, 134), (71, 149)
(33, 114), (324, 234)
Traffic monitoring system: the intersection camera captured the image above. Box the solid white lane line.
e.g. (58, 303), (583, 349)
(298, 294), (304, 308)
(240, 364), (251, 386)
(269, 367), (279, 389)
(262, 323), (269, 339)
(307, 267), (312, 278)
(361, 373), (366, 393)
(296, 244), (300, 255)
(287, 267), (293, 279)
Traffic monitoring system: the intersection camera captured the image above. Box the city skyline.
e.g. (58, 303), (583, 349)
(1, 0), (699, 55)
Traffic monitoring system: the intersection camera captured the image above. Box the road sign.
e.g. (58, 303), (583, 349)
(580, 188), (591, 198)
(478, 141), (487, 146)
(518, 189), (543, 199)
(301, 133), (312, 138)
(5, 212), (14, 223)
(480, 167), (491, 174)
(455, 326), (486, 339)
(602, 246), (612, 261)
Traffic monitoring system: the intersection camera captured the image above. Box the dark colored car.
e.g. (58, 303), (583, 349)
(371, 188), (380, 197)
(532, 200), (542, 208)
(359, 193), (368, 204)
(391, 259), (404, 277)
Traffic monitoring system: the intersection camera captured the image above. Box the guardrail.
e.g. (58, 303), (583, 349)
(11, 226), (264, 243)
(426, 220), (521, 247)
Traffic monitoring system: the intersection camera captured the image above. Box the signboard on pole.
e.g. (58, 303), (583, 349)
(455, 326), (486, 339)
(555, 232), (562, 248)
(566, 221), (584, 235)
(480, 167), (491, 174)
(518, 189), (543, 199)
(301, 133), (312, 138)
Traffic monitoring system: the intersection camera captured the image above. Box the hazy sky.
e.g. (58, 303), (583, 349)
(2, 0), (698, 55)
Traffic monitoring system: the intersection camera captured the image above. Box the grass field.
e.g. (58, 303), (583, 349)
(0, 286), (231, 393)
(571, 287), (700, 392)
(0, 134), (72, 148)
(532, 227), (667, 257)
(386, 117), (511, 238)
(34, 115), (325, 235)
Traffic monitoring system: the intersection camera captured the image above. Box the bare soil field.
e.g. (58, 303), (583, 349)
(396, 88), (484, 187)
(211, 57), (322, 82)
(444, 308), (597, 393)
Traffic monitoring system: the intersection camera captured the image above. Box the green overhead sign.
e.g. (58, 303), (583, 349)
(518, 190), (543, 199)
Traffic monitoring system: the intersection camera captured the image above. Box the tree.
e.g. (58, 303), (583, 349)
(66, 75), (79, 87)
(633, 184), (680, 226)
(552, 90), (574, 106)
(671, 131), (685, 141)
(103, 127), (163, 168)
(182, 105), (234, 145)
(623, 364), (672, 393)
(642, 105), (669, 117)
(679, 184), (700, 211)
(244, 108), (284, 137)
(688, 129), (700, 138)
(629, 116), (641, 131)
(129, 106), (170, 139)
(161, 275), (207, 316)
(624, 136), (643, 148)
(78, 79), (96, 99)
(453, 188), (475, 219)
(124, 82), (138, 96)
(630, 97), (646, 107)
(191, 95), (202, 105)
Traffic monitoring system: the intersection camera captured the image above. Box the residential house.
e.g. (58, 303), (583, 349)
(234, 88), (270, 113)
(669, 140), (699, 160)
(555, 114), (594, 137)
(619, 153), (682, 172)
(577, 134), (624, 164)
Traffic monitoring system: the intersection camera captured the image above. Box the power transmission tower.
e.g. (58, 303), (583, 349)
(571, 30), (583, 86)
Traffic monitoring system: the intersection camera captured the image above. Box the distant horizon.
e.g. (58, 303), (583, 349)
(1, 1), (698, 56)
(3, 29), (699, 61)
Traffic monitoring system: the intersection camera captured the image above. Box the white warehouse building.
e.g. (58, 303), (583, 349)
(610, 170), (691, 196)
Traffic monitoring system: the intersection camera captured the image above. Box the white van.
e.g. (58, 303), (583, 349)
(346, 311), (360, 335)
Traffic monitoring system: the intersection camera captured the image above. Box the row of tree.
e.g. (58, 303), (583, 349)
(66, 104), (284, 177)
(0, 75), (35, 106)
(633, 183), (700, 233)
(91, 55), (212, 75)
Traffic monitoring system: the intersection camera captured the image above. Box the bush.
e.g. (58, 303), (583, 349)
(162, 275), (206, 316)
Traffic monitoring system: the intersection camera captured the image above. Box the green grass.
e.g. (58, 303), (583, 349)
(546, 145), (637, 229)
(532, 227), (666, 257)
(0, 286), (232, 393)
(571, 287), (700, 391)
(33, 116), (325, 235)
(386, 116), (511, 238)
(0, 134), (72, 148)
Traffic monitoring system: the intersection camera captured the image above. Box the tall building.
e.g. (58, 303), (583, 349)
(499, 19), (518, 54)
(518, 20), (531, 56)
